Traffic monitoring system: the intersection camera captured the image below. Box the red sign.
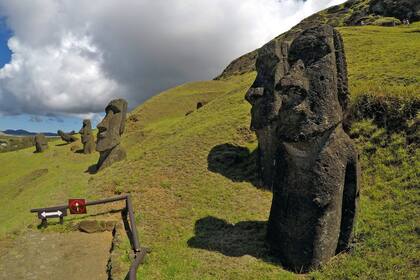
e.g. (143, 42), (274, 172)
(68, 199), (87, 214)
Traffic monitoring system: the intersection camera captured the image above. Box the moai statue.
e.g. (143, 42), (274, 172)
(79, 119), (96, 154)
(245, 25), (360, 271)
(95, 99), (127, 172)
(57, 130), (78, 143)
(34, 133), (48, 153)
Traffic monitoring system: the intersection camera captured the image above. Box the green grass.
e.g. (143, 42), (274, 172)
(0, 24), (419, 279)
(311, 121), (419, 279)
(0, 135), (34, 153)
(339, 22), (420, 100)
(0, 139), (97, 237)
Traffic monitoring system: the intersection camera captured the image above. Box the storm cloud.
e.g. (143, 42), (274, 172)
(0, 0), (345, 118)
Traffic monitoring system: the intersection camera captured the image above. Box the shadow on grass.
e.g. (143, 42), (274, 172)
(85, 164), (97, 174)
(207, 143), (266, 189)
(55, 143), (70, 146)
(188, 216), (281, 265)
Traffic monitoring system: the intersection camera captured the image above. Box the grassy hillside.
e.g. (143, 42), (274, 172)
(341, 24), (419, 98)
(0, 135), (34, 153)
(0, 23), (419, 280)
(0, 138), (96, 237)
(216, 0), (420, 80)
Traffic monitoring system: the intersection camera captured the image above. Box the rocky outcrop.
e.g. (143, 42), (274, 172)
(214, 51), (257, 80)
(370, 0), (420, 22)
(245, 25), (360, 272)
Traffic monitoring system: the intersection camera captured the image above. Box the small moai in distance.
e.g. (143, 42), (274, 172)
(57, 130), (78, 143)
(245, 25), (360, 272)
(79, 119), (96, 154)
(95, 99), (127, 172)
(34, 133), (48, 153)
(196, 101), (207, 110)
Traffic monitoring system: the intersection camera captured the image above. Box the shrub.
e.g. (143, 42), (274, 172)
(373, 17), (402, 26)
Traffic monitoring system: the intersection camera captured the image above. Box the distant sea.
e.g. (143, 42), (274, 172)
(1, 129), (58, 137)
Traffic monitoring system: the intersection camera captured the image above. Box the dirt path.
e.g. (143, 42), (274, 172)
(0, 230), (113, 280)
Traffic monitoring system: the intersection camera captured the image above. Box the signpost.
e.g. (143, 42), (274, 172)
(68, 199), (87, 214)
(30, 195), (146, 280)
(37, 209), (65, 219)
(35, 207), (67, 226)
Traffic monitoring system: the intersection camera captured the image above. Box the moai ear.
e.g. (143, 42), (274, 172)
(336, 158), (359, 253)
(333, 29), (349, 116)
(119, 100), (128, 135)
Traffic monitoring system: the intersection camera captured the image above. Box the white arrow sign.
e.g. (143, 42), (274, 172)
(41, 210), (63, 218)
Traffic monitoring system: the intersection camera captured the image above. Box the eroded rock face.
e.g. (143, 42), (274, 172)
(57, 130), (78, 143)
(95, 99), (127, 172)
(79, 119), (96, 154)
(34, 134), (48, 153)
(245, 25), (360, 271)
(370, 0), (420, 22)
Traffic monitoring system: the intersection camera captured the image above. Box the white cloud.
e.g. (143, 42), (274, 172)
(0, 0), (345, 117)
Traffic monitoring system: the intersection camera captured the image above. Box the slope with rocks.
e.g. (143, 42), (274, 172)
(216, 0), (420, 80)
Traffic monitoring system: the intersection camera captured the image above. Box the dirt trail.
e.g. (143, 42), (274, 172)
(0, 230), (113, 280)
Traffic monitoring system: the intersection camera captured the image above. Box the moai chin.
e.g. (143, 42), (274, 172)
(245, 25), (360, 272)
(95, 98), (127, 172)
(79, 119), (96, 154)
(34, 133), (48, 153)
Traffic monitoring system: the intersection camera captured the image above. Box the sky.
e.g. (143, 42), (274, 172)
(0, 0), (345, 133)
(0, 17), (11, 67)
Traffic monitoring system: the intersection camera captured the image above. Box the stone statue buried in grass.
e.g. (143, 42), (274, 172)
(95, 99), (127, 171)
(34, 133), (48, 153)
(79, 119), (95, 154)
(57, 130), (78, 143)
(245, 25), (360, 272)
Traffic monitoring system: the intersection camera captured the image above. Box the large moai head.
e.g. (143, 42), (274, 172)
(245, 25), (349, 188)
(34, 133), (48, 153)
(96, 99), (127, 152)
(245, 25), (358, 271)
(79, 119), (95, 154)
(95, 99), (127, 171)
(246, 24), (348, 142)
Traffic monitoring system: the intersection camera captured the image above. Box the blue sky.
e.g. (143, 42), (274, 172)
(0, 17), (83, 132)
(0, 114), (89, 133)
(0, 17), (11, 68)
(0, 0), (344, 133)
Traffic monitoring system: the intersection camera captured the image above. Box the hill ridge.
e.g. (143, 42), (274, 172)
(215, 0), (420, 80)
